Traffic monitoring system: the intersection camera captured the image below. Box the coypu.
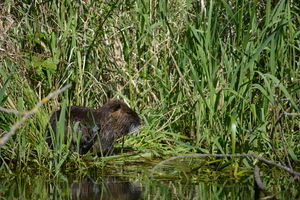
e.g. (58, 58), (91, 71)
(46, 99), (142, 156)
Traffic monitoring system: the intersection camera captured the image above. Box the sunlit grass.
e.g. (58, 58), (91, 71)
(0, 0), (299, 178)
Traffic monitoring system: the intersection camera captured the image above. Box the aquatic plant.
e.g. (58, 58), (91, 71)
(0, 1), (299, 198)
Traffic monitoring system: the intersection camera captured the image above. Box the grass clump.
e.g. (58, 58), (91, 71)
(0, 0), (299, 177)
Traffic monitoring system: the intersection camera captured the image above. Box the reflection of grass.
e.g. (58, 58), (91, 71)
(0, 0), (299, 183)
(0, 165), (297, 199)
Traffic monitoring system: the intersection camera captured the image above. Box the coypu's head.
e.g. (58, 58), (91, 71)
(99, 99), (142, 137)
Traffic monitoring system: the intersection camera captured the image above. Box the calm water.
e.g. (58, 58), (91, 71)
(0, 164), (298, 199)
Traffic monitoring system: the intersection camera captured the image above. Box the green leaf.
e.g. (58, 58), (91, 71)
(288, 149), (300, 164)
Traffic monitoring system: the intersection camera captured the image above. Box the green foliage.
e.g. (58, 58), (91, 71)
(0, 0), (299, 177)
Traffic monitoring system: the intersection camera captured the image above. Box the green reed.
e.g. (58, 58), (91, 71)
(0, 0), (299, 176)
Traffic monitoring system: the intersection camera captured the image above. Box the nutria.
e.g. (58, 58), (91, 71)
(46, 99), (142, 156)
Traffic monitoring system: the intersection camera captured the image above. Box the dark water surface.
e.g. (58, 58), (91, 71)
(0, 161), (298, 199)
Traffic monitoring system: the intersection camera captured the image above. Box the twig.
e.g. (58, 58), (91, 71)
(0, 84), (72, 146)
(254, 165), (279, 200)
(151, 153), (300, 179)
(0, 107), (24, 115)
(270, 100), (300, 169)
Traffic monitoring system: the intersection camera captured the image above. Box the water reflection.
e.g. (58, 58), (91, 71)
(0, 168), (298, 199)
(69, 176), (142, 200)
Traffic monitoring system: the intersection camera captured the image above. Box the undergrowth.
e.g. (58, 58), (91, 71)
(0, 0), (299, 176)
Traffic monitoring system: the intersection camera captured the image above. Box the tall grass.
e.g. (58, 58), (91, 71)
(0, 0), (299, 174)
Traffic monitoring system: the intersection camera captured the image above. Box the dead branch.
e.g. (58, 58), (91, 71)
(151, 153), (300, 178)
(0, 84), (72, 146)
(254, 165), (279, 200)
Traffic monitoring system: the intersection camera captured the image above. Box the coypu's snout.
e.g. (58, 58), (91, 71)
(127, 114), (142, 134)
(138, 118), (143, 126)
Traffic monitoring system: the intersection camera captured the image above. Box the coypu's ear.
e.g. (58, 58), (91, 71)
(113, 103), (121, 111)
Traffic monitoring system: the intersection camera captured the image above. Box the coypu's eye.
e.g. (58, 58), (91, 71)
(113, 104), (121, 111)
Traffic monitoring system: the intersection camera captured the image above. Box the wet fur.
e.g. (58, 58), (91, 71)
(46, 99), (142, 156)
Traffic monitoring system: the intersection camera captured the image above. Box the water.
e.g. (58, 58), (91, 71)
(0, 163), (298, 199)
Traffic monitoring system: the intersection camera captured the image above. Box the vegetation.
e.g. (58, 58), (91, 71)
(0, 0), (299, 183)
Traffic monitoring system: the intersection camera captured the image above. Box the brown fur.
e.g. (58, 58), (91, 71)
(46, 99), (142, 156)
